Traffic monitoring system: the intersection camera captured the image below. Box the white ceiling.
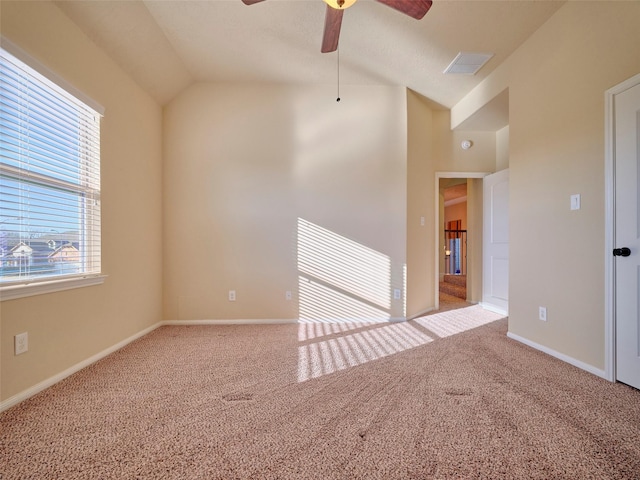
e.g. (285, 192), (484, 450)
(55, 0), (564, 122)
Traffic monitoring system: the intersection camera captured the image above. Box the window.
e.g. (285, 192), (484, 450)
(0, 45), (103, 297)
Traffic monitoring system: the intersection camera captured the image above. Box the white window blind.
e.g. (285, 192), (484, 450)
(0, 47), (102, 287)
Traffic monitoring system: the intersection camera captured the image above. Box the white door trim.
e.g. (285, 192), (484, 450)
(604, 72), (640, 383)
(434, 172), (490, 311)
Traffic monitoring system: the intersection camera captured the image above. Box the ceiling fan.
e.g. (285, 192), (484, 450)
(241, 0), (433, 53)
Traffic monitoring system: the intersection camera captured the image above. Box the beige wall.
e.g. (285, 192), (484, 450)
(406, 90), (435, 317)
(496, 126), (509, 171)
(444, 199), (467, 230)
(453, 1), (640, 371)
(0, 2), (163, 402)
(406, 94), (497, 316)
(163, 83), (408, 321)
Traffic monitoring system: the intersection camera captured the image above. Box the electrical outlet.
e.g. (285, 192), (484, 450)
(285, 291), (292, 301)
(15, 332), (28, 355)
(539, 306), (547, 322)
(393, 289), (402, 300)
(228, 290), (236, 302)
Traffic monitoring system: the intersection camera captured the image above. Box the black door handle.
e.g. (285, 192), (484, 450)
(613, 247), (631, 257)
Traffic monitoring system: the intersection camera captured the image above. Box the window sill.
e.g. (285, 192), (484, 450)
(0, 275), (107, 301)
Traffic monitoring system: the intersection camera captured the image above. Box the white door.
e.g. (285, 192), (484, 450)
(482, 169), (509, 315)
(615, 79), (640, 390)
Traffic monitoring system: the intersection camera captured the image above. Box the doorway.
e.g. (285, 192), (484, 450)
(440, 181), (468, 309)
(434, 172), (488, 311)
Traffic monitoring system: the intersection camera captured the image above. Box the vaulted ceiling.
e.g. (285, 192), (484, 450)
(55, 0), (564, 119)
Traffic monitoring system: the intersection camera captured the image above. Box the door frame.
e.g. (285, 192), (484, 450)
(604, 72), (640, 383)
(434, 171), (489, 311)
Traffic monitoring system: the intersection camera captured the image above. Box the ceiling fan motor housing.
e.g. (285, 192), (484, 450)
(324, 0), (357, 10)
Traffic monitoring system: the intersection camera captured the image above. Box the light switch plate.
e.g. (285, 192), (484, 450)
(570, 194), (581, 210)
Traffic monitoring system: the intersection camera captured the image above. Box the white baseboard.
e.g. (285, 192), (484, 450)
(163, 318), (411, 325)
(0, 322), (162, 413)
(480, 302), (508, 316)
(506, 331), (608, 380)
(162, 318), (298, 326)
(389, 316), (408, 323)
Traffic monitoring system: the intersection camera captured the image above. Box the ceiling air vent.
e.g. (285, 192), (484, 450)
(444, 52), (494, 75)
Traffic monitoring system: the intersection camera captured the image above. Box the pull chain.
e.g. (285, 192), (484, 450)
(336, 48), (341, 102)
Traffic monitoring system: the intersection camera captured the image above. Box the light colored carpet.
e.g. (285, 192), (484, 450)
(437, 292), (468, 311)
(1, 305), (639, 479)
(439, 275), (466, 300)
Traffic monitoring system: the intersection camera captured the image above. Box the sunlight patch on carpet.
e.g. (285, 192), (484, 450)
(297, 305), (506, 382)
(414, 305), (504, 338)
(297, 322), (433, 382)
(298, 318), (388, 341)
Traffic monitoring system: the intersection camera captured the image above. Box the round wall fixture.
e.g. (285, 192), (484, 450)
(461, 140), (473, 150)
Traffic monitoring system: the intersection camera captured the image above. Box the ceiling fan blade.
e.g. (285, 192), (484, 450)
(321, 6), (344, 53)
(375, 0), (433, 20)
(241, 0), (266, 5)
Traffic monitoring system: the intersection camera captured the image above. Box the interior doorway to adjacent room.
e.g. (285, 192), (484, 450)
(440, 180), (468, 309)
(435, 172), (487, 311)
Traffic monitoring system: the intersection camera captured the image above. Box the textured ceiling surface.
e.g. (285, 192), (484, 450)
(55, 0), (564, 112)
